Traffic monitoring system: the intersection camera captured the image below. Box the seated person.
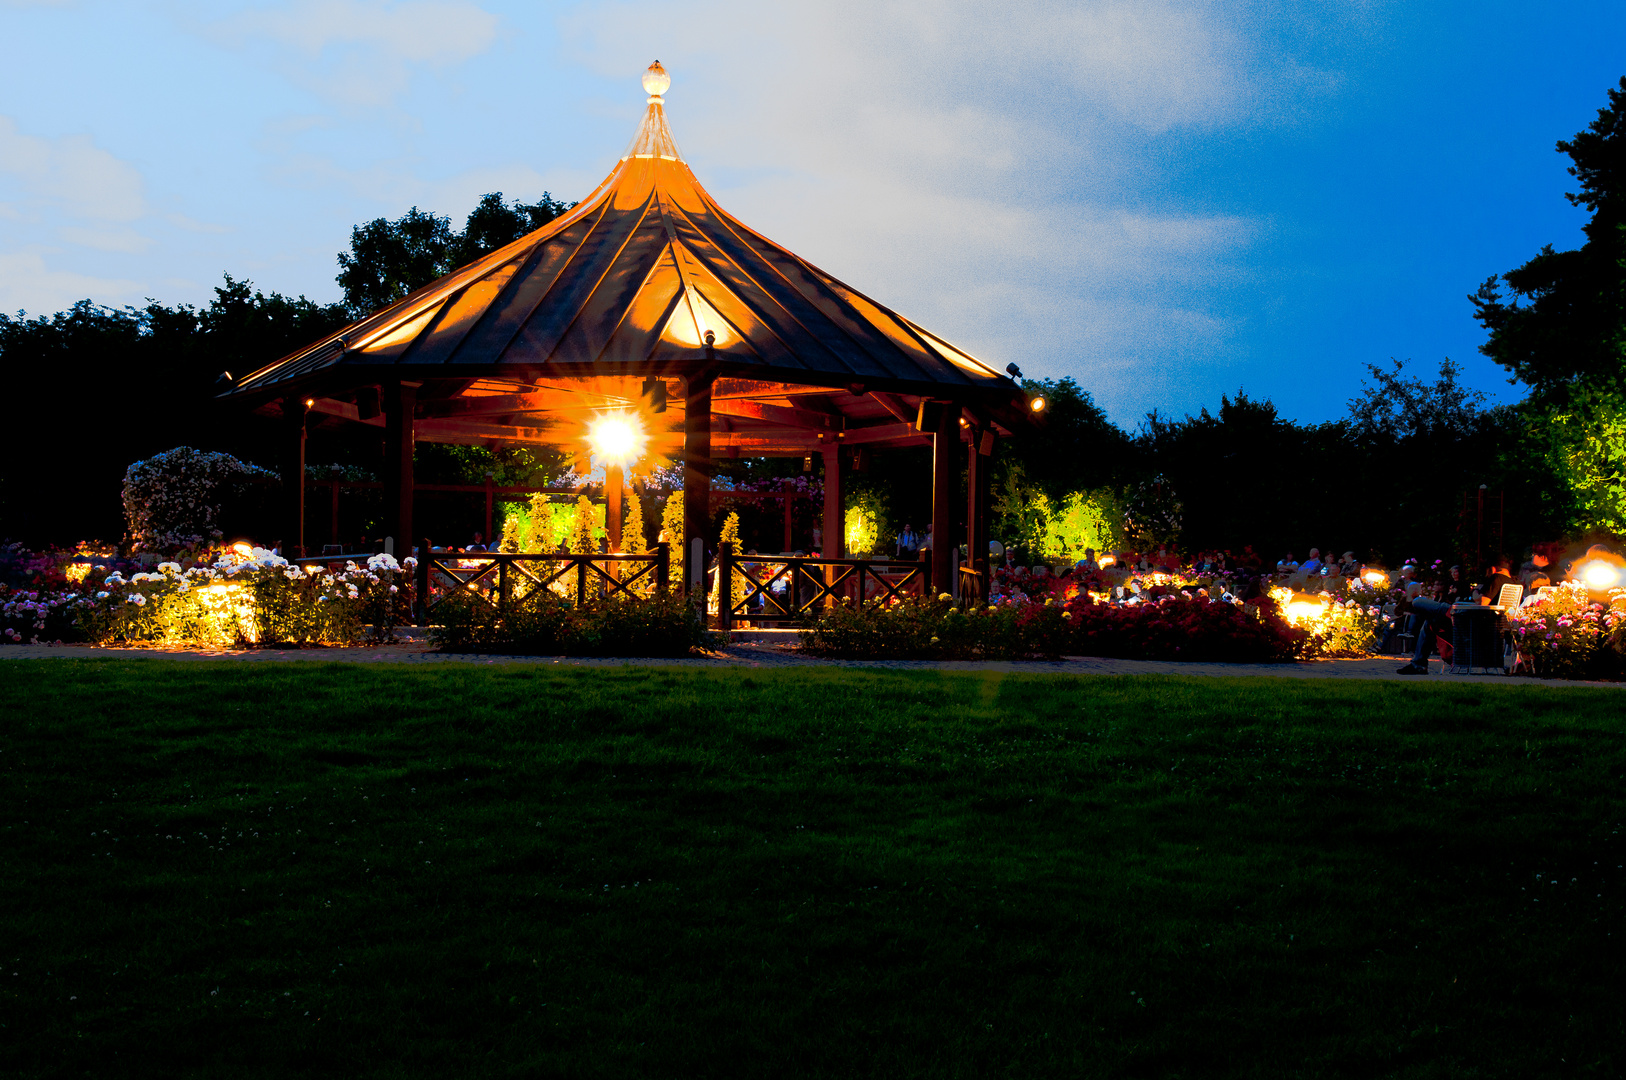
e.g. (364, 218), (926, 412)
(1441, 564), (1475, 605)
(1278, 552), (1298, 571)
(1395, 592), (1454, 674)
(1075, 547), (1101, 573)
(1299, 548), (1324, 576)
(1481, 556), (1517, 606)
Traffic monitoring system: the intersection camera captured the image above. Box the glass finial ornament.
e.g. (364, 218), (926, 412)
(643, 61), (670, 101)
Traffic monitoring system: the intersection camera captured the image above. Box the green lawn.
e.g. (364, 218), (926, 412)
(1, 661), (1622, 1078)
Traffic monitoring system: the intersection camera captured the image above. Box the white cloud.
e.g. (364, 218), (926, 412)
(552, 0), (1335, 418)
(59, 225), (155, 253)
(212, 0), (501, 106)
(0, 116), (146, 221)
(0, 251), (141, 317)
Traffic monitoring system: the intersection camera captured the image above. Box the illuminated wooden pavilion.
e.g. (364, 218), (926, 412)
(225, 61), (1037, 596)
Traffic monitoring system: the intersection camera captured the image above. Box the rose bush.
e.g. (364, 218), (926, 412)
(1506, 583), (1626, 680)
(800, 591), (1307, 662)
(430, 589), (715, 656)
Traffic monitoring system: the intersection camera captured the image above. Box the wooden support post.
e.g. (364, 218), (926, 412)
(656, 541), (670, 594)
(718, 541), (734, 632)
(281, 397), (309, 558)
(415, 536), (430, 624)
(484, 473), (495, 546)
(966, 424), (994, 603)
(606, 464), (624, 552)
(682, 375), (714, 601)
(821, 443), (843, 607)
(329, 479), (341, 547)
(782, 479), (794, 553)
(821, 444), (843, 559)
(930, 406), (957, 594)
(383, 381), (416, 556)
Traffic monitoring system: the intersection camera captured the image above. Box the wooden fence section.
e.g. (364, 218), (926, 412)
(413, 542), (670, 624)
(714, 542), (933, 630)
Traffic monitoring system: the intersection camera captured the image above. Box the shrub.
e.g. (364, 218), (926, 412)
(122, 448), (275, 552)
(429, 590), (715, 656)
(801, 596), (1069, 661)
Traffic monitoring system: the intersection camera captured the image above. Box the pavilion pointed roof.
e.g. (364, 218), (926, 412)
(232, 64), (1015, 402)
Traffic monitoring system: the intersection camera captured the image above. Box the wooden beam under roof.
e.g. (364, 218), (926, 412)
(710, 399), (844, 431)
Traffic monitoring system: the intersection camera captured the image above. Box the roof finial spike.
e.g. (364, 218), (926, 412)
(643, 60), (670, 103)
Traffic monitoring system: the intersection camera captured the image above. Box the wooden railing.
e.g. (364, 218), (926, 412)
(412, 541), (669, 623)
(714, 543), (932, 630)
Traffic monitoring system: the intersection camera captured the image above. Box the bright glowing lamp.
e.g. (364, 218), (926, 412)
(1029, 395), (1047, 413)
(1580, 559), (1621, 590)
(1284, 591), (1325, 625)
(588, 412), (647, 468)
(643, 61), (670, 99)
(1362, 568), (1389, 588)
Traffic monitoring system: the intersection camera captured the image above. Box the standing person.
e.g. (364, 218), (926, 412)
(919, 525), (933, 559)
(895, 523), (919, 559)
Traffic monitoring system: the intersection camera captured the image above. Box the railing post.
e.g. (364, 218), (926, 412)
(576, 556), (588, 608)
(920, 550), (932, 597)
(656, 542), (670, 594)
(498, 556), (509, 614)
(415, 537), (430, 624)
(718, 542), (734, 633)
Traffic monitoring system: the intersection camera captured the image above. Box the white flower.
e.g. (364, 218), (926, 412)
(388, 584), (398, 594)
(96, 591), (110, 600)
(403, 557), (418, 569)
(127, 593), (147, 606)
(367, 553), (399, 571)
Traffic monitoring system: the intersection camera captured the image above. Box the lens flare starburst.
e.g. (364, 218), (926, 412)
(587, 412), (648, 468)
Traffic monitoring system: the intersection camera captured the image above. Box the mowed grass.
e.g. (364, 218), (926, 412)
(1, 662), (1623, 1079)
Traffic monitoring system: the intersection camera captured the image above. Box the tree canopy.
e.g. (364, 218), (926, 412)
(336, 192), (572, 318)
(1471, 76), (1626, 402)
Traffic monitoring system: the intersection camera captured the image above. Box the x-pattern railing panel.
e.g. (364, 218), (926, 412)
(418, 549), (668, 620)
(721, 554), (930, 621)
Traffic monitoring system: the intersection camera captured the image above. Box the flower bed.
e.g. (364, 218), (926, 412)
(1506, 583), (1626, 680)
(0, 546), (413, 647)
(430, 591), (715, 656)
(800, 592), (1307, 662)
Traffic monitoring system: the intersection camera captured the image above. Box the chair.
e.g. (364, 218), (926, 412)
(1495, 583), (1523, 609)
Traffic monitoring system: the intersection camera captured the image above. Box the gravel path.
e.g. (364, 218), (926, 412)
(0, 641), (1619, 687)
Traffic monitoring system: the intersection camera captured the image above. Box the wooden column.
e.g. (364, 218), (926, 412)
(329, 479), (341, 547)
(383, 380), (416, 555)
(281, 397), (309, 558)
(966, 424), (994, 602)
(782, 479), (794, 553)
(821, 443), (843, 559)
(483, 472), (495, 545)
(605, 464), (624, 552)
(682, 375), (713, 598)
(931, 406), (957, 592)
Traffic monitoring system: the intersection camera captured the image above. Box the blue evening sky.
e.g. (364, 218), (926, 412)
(1, 1), (1621, 427)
